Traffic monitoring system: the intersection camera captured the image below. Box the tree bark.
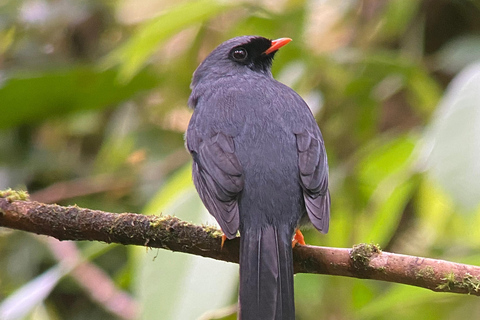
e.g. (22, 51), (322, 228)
(1, 192), (479, 296)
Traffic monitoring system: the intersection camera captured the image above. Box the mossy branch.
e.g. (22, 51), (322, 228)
(1, 190), (480, 296)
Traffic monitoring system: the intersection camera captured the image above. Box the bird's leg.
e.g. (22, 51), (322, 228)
(292, 229), (306, 247)
(221, 234), (227, 249)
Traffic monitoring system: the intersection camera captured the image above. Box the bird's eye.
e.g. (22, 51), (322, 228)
(232, 48), (247, 61)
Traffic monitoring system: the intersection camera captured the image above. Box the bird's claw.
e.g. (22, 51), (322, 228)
(292, 229), (306, 247)
(221, 234), (227, 249)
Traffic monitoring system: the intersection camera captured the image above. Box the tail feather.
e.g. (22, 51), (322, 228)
(239, 225), (295, 320)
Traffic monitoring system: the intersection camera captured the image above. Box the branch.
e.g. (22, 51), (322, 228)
(46, 238), (138, 320)
(1, 190), (479, 296)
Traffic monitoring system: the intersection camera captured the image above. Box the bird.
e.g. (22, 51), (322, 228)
(186, 36), (330, 320)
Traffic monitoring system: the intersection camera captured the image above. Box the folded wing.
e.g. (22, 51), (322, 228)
(296, 129), (330, 233)
(187, 131), (244, 238)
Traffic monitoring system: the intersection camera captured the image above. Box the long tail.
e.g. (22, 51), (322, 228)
(238, 225), (295, 320)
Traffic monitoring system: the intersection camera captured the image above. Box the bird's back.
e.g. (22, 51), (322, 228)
(203, 76), (308, 230)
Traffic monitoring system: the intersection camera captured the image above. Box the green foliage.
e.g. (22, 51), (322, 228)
(1, 0), (480, 319)
(422, 62), (480, 210)
(0, 67), (157, 129)
(105, 0), (236, 81)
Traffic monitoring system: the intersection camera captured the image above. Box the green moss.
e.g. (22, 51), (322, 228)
(0, 188), (30, 201)
(415, 266), (435, 280)
(350, 243), (382, 270)
(202, 225), (223, 238)
(436, 272), (480, 293)
(437, 272), (458, 291)
(377, 266), (387, 273)
(462, 273), (480, 293)
(149, 215), (173, 228)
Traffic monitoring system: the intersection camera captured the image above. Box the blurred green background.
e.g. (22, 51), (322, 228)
(1, 0), (480, 319)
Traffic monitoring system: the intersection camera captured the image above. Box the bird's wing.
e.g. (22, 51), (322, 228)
(295, 128), (330, 233)
(187, 130), (243, 238)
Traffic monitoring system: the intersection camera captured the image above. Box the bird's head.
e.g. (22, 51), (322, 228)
(190, 36), (292, 88)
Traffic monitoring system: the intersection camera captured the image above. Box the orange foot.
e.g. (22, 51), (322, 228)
(221, 234), (227, 249)
(292, 229), (306, 247)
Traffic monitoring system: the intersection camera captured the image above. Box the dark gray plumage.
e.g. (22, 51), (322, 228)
(186, 35), (330, 320)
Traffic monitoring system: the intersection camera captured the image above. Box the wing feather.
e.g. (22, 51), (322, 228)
(296, 129), (330, 233)
(188, 132), (243, 238)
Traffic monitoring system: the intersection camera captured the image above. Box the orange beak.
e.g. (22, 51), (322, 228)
(264, 37), (292, 55)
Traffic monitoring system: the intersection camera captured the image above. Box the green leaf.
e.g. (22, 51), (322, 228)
(105, 0), (236, 82)
(142, 164), (194, 215)
(406, 68), (442, 115)
(0, 266), (67, 320)
(380, 0), (420, 38)
(365, 176), (417, 244)
(356, 285), (446, 320)
(358, 52), (441, 114)
(422, 62), (480, 210)
(0, 67), (157, 129)
(0, 242), (110, 320)
(356, 135), (418, 244)
(357, 135), (417, 196)
(0, 27), (15, 54)
(93, 105), (138, 173)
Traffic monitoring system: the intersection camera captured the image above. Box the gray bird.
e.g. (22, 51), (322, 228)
(186, 36), (330, 320)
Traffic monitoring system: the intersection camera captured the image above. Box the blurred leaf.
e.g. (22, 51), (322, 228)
(415, 178), (454, 244)
(357, 285), (450, 319)
(406, 68), (442, 115)
(436, 35), (480, 74)
(142, 163), (193, 215)
(94, 104), (138, 173)
(0, 67), (157, 129)
(0, 240), (117, 320)
(359, 52), (441, 114)
(136, 165), (238, 320)
(105, 0), (236, 81)
(28, 304), (50, 320)
(365, 176), (417, 244)
(422, 62), (480, 210)
(380, 0), (419, 38)
(0, 266), (68, 320)
(358, 135), (417, 195)
(351, 280), (375, 310)
(294, 274), (326, 320)
(357, 135), (418, 244)
(0, 27), (15, 54)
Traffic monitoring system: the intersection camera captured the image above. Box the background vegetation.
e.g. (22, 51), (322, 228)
(1, 0), (480, 319)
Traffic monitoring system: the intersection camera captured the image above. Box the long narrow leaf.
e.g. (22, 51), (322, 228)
(105, 0), (236, 81)
(0, 266), (68, 320)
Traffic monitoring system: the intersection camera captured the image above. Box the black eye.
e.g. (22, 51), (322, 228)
(232, 48), (247, 61)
